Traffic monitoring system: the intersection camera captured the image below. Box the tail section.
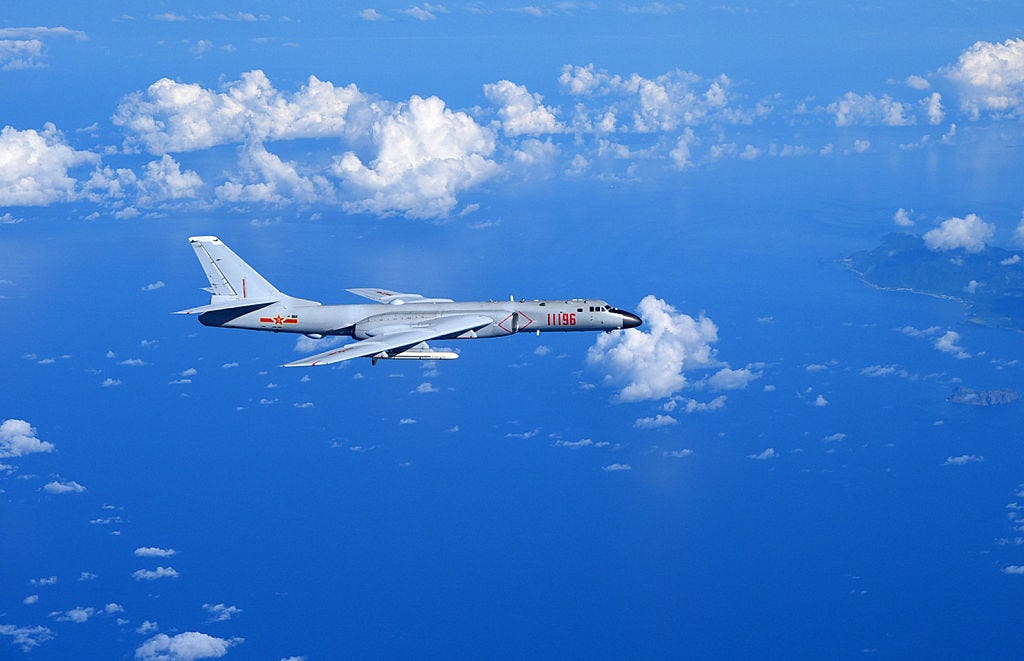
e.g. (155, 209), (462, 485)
(176, 236), (319, 320)
(188, 235), (282, 303)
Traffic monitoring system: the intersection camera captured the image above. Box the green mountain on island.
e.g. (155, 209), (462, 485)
(844, 233), (1024, 331)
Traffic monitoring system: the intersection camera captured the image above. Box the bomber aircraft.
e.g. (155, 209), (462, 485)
(176, 236), (642, 367)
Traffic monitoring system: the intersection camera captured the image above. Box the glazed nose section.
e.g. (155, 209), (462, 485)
(619, 310), (643, 329)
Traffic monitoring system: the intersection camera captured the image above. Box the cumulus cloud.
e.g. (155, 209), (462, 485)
(52, 606), (94, 623)
(634, 414), (678, 429)
(0, 624), (54, 652)
(216, 141), (326, 204)
(1003, 565), (1024, 574)
(946, 38), (1024, 118)
(0, 26), (86, 70)
(484, 80), (563, 136)
(923, 214), (995, 253)
(707, 366), (760, 390)
(0, 419), (55, 458)
(333, 95), (499, 218)
(558, 64), (738, 133)
(944, 454), (983, 466)
(203, 603), (241, 622)
(112, 70), (504, 217)
(114, 70), (369, 153)
(0, 124), (98, 205)
(132, 566), (179, 581)
(893, 207), (915, 227)
(748, 448), (777, 460)
(829, 92), (915, 127)
(135, 546), (176, 558)
(135, 632), (242, 661)
(934, 330), (971, 359)
(588, 295), (719, 401)
(44, 479), (86, 494)
(922, 92), (945, 125)
(602, 463), (632, 472)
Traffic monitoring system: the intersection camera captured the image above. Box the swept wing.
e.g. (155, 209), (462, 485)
(346, 288), (454, 305)
(282, 314), (493, 367)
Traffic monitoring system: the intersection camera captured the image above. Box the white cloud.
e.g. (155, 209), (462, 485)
(669, 128), (697, 169)
(823, 433), (847, 443)
(203, 603), (242, 622)
(137, 621), (160, 635)
(44, 479), (86, 494)
(829, 92), (915, 127)
(23, 594), (39, 605)
(558, 64), (739, 133)
(923, 214), (995, 253)
(483, 80), (563, 136)
(922, 92), (945, 125)
(946, 38), (1024, 118)
(944, 454), (983, 466)
(137, 154), (204, 203)
(132, 566), (179, 581)
(1015, 212), (1024, 246)
(588, 295), (718, 401)
(135, 632), (242, 661)
(412, 382), (439, 394)
(101, 378), (122, 387)
(333, 95), (499, 218)
(814, 394), (829, 407)
(105, 603), (124, 614)
(552, 438), (594, 449)
(53, 606), (94, 623)
(0, 27), (86, 70)
(0, 124), (98, 205)
(748, 448), (777, 460)
(934, 330), (971, 359)
(707, 366), (759, 390)
(634, 414), (678, 429)
(0, 624), (53, 652)
(1003, 565), (1024, 574)
(0, 419), (55, 458)
(114, 70), (369, 153)
(135, 546), (176, 558)
(602, 463), (632, 472)
(893, 207), (914, 227)
(906, 75), (931, 91)
(664, 449), (694, 458)
(142, 281), (166, 291)
(216, 141), (326, 204)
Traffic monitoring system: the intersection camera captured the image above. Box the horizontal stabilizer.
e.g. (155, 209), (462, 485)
(174, 299), (277, 316)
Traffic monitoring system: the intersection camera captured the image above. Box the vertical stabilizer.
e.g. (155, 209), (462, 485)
(188, 236), (282, 302)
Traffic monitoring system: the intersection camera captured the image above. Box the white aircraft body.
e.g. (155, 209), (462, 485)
(176, 236), (642, 367)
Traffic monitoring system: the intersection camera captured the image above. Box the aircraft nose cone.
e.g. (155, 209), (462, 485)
(621, 311), (642, 329)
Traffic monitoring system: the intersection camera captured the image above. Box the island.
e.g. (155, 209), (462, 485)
(844, 233), (1024, 331)
(949, 387), (1020, 406)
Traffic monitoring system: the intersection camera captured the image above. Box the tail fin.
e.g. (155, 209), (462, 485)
(188, 235), (282, 303)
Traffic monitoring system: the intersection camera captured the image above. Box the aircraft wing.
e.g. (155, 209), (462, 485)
(282, 314), (493, 367)
(346, 288), (454, 304)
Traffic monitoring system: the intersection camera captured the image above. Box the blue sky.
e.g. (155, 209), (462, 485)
(3, 2), (1024, 659)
